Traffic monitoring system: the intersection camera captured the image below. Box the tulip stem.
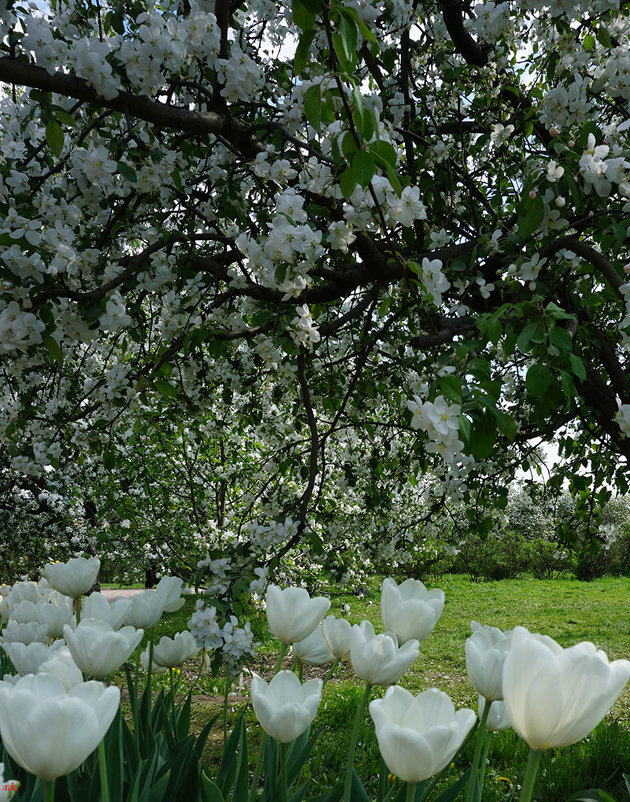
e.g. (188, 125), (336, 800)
(343, 682), (372, 802)
(98, 738), (111, 802)
(223, 670), (231, 747)
(280, 741), (289, 802)
(406, 781), (417, 802)
(74, 595), (81, 626)
(274, 642), (289, 674)
(465, 698), (491, 802)
(323, 657), (340, 687)
(520, 749), (543, 802)
(44, 780), (55, 802)
(248, 733), (267, 802)
(478, 731), (492, 791)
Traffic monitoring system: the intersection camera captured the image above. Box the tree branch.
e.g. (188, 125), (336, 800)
(440, 0), (488, 66)
(0, 58), (265, 158)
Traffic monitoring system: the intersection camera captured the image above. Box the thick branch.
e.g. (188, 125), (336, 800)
(0, 58), (264, 158)
(541, 236), (624, 298)
(440, 0), (488, 66)
(409, 316), (476, 347)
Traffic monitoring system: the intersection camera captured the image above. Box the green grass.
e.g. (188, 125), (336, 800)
(138, 575), (630, 800)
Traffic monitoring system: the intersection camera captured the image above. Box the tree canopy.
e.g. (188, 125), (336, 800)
(1, 0), (630, 595)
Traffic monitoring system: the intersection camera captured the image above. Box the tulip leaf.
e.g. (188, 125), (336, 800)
(289, 779), (311, 802)
(287, 725), (324, 787)
(217, 713), (245, 793)
(432, 768), (472, 801)
(567, 792), (618, 802)
(350, 770), (370, 801)
(309, 782), (344, 801)
(233, 716), (249, 801)
(201, 774), (225, 802)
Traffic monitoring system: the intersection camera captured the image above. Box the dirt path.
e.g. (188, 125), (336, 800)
(101, 588), (145, 600)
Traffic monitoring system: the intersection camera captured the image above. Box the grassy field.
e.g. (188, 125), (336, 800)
(144, 574), (630, 800)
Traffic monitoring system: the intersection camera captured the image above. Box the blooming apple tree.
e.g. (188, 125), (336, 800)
(1, 0), (630, 598)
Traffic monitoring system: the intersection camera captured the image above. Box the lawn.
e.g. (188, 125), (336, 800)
(147, 574), (630, 800)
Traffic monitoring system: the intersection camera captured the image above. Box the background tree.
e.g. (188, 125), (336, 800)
(1, 0), (630, 601)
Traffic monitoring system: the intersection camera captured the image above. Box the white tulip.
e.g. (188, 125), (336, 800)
(266, 585), (330, 644)
(380, 578), (444, 645)
(350, 620), (419, 686)
(151, 631), (199, 667)
(36, 596), (75, 638)
(63, 619), (143, 679)
(7, 600), (40, 625)
(140, 648), (168, 674)
(292, 627), (334, 665)
(503, 626), (630, 750)
(125, 589), (166, 630)
(43, 557), (100, 598)
(321, 616), (352, 660)
(2, 640), (65, 676)
(0, 673), (120, 781)
(82, 592), (131, 629)
(466, 621), (512, 701)
(478, 695), (510, 731)
(2, 621), (48, 645)
(37, 647), (84, 689)
(155, 576), (185, 613)
(370, 686), (475, 783)
(250, 670), (322, 743)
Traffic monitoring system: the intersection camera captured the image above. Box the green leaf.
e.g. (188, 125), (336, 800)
(516, 320), (542, 353)
(517, 190), (545, 238)
(568, 353), (586, 381)
(384, 161), (402, 196)
(154, 379), (178, 398)
(41, 331), (63, 366)
(439, 373), (462, 403)
(103, 451), (116, 470)
(118, 161), (137, 183)
(549, 326), (573, 351)
(294, 29), (316, 73)
(526, 363), (553, 400)
(333, 14), (357, 71)
(567, 791), (617, 802)
(487, 317), (502, 345)
(339, 166), (356, 199)
(432, 768), (472, 802)
(303, 84), (322, 130)
(52, 107), (76, 128)
(583, 33), (595, 51)
(369, 140), (398, 167)
(292, 0), (316, 30)
(351, 150), (375, 188)
(469, 412), (497, 460)
(596, 26), (612, 48)
(45, 119), (64, 156)
(340, 6), (376, 43)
